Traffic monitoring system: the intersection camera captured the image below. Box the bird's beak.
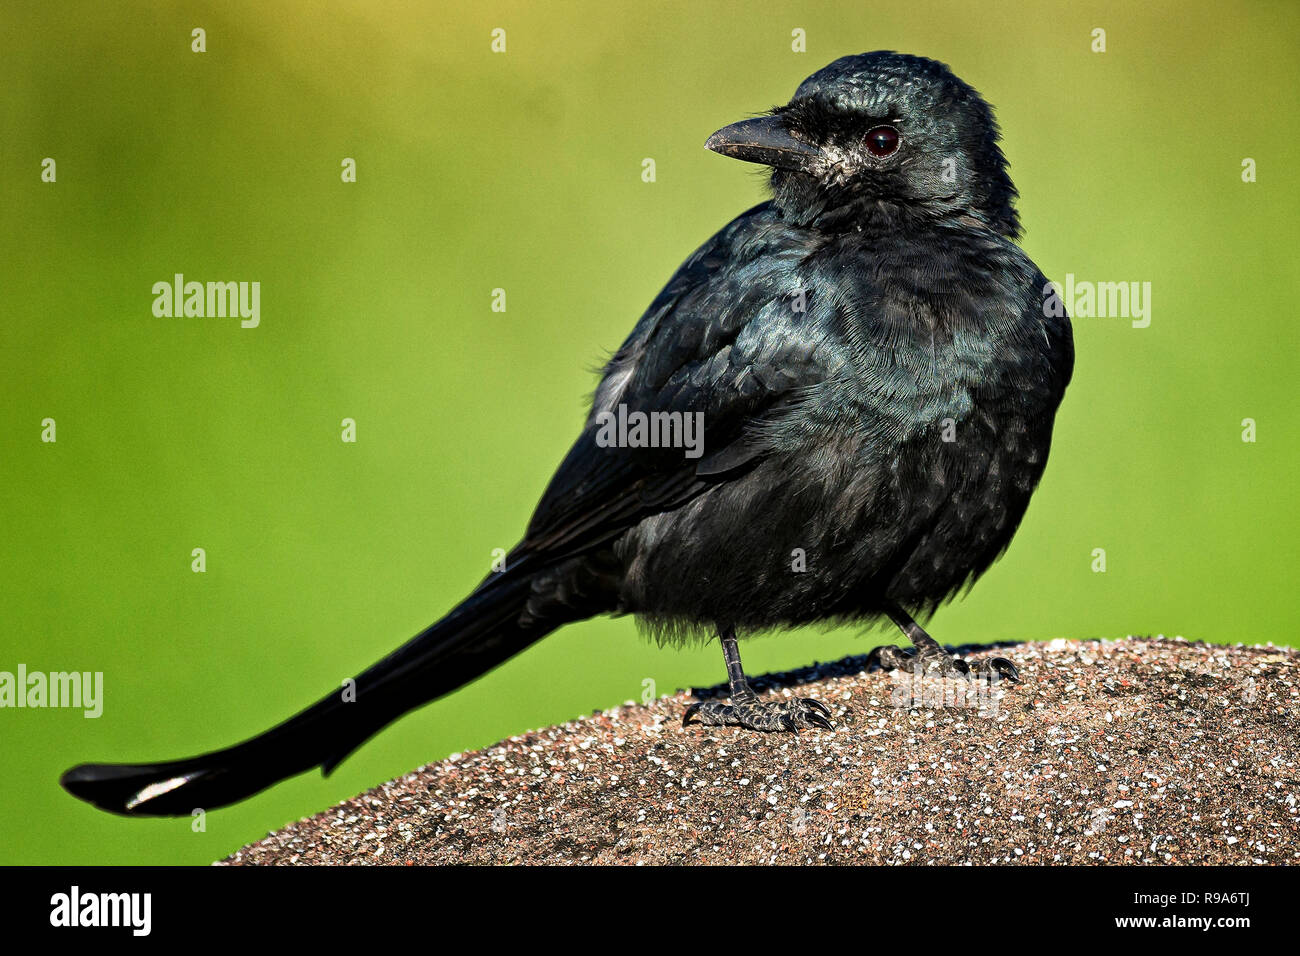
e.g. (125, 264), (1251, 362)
(705, 115), (821, 173)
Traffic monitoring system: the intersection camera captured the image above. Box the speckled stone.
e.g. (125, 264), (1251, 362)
(221, 637), (1299, 865)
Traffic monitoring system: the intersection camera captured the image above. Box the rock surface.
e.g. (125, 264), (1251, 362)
(221, 637), (1299, 865)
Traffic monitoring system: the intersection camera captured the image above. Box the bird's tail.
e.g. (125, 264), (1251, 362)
(60, 568), (552, 816)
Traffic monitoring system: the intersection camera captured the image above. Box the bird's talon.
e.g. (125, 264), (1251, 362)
(972, 657), (1021, 683)
(682, 695), (834, 733)
(805, 698), (833, 718)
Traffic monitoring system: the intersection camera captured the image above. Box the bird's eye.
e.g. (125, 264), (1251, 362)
(865, 126), (900, 157)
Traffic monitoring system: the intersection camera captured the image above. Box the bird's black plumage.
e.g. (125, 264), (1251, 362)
(62, 51), (1072, 815)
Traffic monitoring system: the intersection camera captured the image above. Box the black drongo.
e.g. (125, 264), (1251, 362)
(62, 51), (1073, 815)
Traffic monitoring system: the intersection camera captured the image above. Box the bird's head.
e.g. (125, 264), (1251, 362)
(706, 51), (1020, 237)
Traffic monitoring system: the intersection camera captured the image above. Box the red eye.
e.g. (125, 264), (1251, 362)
(865, 125), (900, 157)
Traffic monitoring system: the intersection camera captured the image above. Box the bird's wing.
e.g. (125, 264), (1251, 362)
(520, 202), (837, 559)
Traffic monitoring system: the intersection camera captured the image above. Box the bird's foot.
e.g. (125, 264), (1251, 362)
(683, 694), (833, 732)
(868, 642), (1020, 683)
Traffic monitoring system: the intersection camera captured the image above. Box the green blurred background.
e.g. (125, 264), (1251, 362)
(2, 0), (1297, 865)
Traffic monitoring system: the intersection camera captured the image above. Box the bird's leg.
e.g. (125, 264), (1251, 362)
(868, 602), (1020, 682)
(683, 627), (833, 732)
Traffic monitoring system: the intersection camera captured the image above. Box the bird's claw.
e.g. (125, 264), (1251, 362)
(803, 710), (834, 731)
(869, 644), (1021, 684)
(803, 697), (833, 719)
(683, 695), (835, 733)
(970, 656), (1020, 683)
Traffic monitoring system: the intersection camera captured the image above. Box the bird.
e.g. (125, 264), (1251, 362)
(61, 51), (1073, 816)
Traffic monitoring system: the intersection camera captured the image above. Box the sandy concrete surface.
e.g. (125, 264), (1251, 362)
(221, 637), (1298, 865)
